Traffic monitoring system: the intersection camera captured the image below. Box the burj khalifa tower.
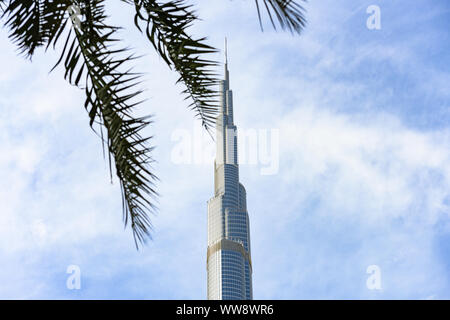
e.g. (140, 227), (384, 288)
(206, 41), (253, 300)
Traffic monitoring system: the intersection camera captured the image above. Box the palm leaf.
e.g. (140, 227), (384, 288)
(2, 0), (157, 249)
(255, 0), (307, 34)
(123, 0), (219, 131)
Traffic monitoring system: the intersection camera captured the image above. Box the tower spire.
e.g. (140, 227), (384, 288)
(224, 37), (228, 65)
(224, 37), (229, 88)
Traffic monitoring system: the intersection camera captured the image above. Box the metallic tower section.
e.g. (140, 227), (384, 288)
(207, 42), (253, 300)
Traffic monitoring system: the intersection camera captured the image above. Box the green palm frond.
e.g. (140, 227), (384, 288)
(123, 0), (219, 131)
(2, 0), (156, 248)
(255, 0), (307, 34)
(59, 0), (157, 248)
(2, 0), (45, 57)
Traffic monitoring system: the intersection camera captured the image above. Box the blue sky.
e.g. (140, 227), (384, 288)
(0, 0), (449, 299)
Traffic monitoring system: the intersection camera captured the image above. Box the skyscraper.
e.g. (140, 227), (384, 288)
(207, 42), (253, 300)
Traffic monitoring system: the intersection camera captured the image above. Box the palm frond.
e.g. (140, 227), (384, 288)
(1, 0), (45, 57)
(61, 0), (157, 248)
(123, 0), (219, 131)
(255, 0), (307, 34)
(2, 0), (157, 248)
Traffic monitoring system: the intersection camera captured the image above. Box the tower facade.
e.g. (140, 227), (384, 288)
(207, 47), (253, 300)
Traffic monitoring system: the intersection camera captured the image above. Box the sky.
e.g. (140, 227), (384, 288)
(0, 0), (449, 299)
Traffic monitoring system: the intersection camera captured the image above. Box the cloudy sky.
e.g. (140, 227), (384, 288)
(0, 0), (449, 299)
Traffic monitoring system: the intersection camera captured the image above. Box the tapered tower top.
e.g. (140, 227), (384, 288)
(224, 37), (229, 87)
(225, 37), (228, 65)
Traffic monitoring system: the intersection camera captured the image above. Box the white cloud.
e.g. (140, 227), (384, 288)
(278, 106), (450, 219)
